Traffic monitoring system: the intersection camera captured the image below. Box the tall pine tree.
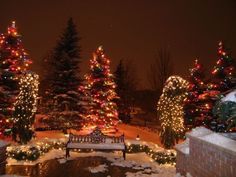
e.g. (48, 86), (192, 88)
(0, 21), (32, 136)
(82, 46), (119, 131)
(44, 18), (83, 130)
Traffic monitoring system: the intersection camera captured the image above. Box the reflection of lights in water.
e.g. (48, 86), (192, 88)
(39, 163), (43, 177)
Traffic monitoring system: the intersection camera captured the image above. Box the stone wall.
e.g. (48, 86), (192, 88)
(175, 127), (236, 177)
(0, 141), (8, 175)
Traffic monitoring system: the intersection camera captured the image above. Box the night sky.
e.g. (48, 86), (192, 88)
(0, 0), (236, 88)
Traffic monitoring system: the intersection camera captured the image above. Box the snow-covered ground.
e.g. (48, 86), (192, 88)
(8, 149), (175, 177)
(5, 123), (178, 177)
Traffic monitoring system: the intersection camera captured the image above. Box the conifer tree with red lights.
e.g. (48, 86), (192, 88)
(82, 46), (119, 131)
(211, 42), (234, 91)
(0, 21), (32, 136)
(184, 59), (206, 127)
(206, 42), (235, 131)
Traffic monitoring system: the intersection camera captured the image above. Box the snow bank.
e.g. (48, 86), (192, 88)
(87, 164), (108, 173)
(174, 172), (192, 177)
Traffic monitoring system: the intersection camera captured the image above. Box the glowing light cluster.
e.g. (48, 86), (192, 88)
(81, 46), (119, 131)
(12, 73), (39, 144)
(0, 21), (32, 74)
(157, 76), (189, 148)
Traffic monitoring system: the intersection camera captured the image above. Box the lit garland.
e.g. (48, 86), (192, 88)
(7, 140), (65, 161)
(7, 141), (176, 165)
(126, 143), (176, 165)
(81, 46), (119, 131)
(157, 76), (189, 148)
(12, 72), (39, 144)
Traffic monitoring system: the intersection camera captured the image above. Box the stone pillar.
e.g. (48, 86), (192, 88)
(175, 139), (189, 176)
(0, 140), (9, 175)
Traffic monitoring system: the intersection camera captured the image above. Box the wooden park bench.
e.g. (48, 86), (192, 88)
(66, 127), (126, 159)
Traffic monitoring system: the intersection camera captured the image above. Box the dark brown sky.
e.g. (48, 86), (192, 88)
(1, 0), (236, 88)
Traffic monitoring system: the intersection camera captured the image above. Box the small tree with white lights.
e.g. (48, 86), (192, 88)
(157, 76), (189, 148)
(12, 73), (39, 144)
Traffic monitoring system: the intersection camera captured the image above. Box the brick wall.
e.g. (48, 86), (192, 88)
(175, 127), (236, 177)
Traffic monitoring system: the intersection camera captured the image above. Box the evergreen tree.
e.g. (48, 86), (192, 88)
(82, 46), (119, 131)
(184, 59), (206, 127)
(50, 18), (81, 95)
(114, 59), (136, 123)
(206, 42), (235, 132)
(12, 73), (39, 144)
(44, 18), (83, 130)
(157, 76), (189, 149)
(0, 21), (32, 136)
(211, 42), (235, 91)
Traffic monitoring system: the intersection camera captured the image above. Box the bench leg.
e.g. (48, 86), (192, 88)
(123, 150), (126, 160)
(66, 148), (70, 158)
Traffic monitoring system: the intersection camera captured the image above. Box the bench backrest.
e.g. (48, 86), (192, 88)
(69, 127), (124, 144)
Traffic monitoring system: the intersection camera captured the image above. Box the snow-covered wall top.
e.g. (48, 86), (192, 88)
(0, 140), (9, 148)
(186, 126), (212, 138)
(187, 127), (236, 154)
(221, 89), (236, 102)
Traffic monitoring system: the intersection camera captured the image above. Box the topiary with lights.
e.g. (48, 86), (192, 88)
(0, 21), (32, 137)
(12, 73), (39, 144)
(81, 46), (119, 131)
(157, 76), (189, 149)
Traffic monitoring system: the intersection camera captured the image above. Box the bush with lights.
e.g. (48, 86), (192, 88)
(0, 21), (32, 136)
(12, 73), (39, 144)
(157, 76), (189, 149)
(81, 46), (119, 131)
